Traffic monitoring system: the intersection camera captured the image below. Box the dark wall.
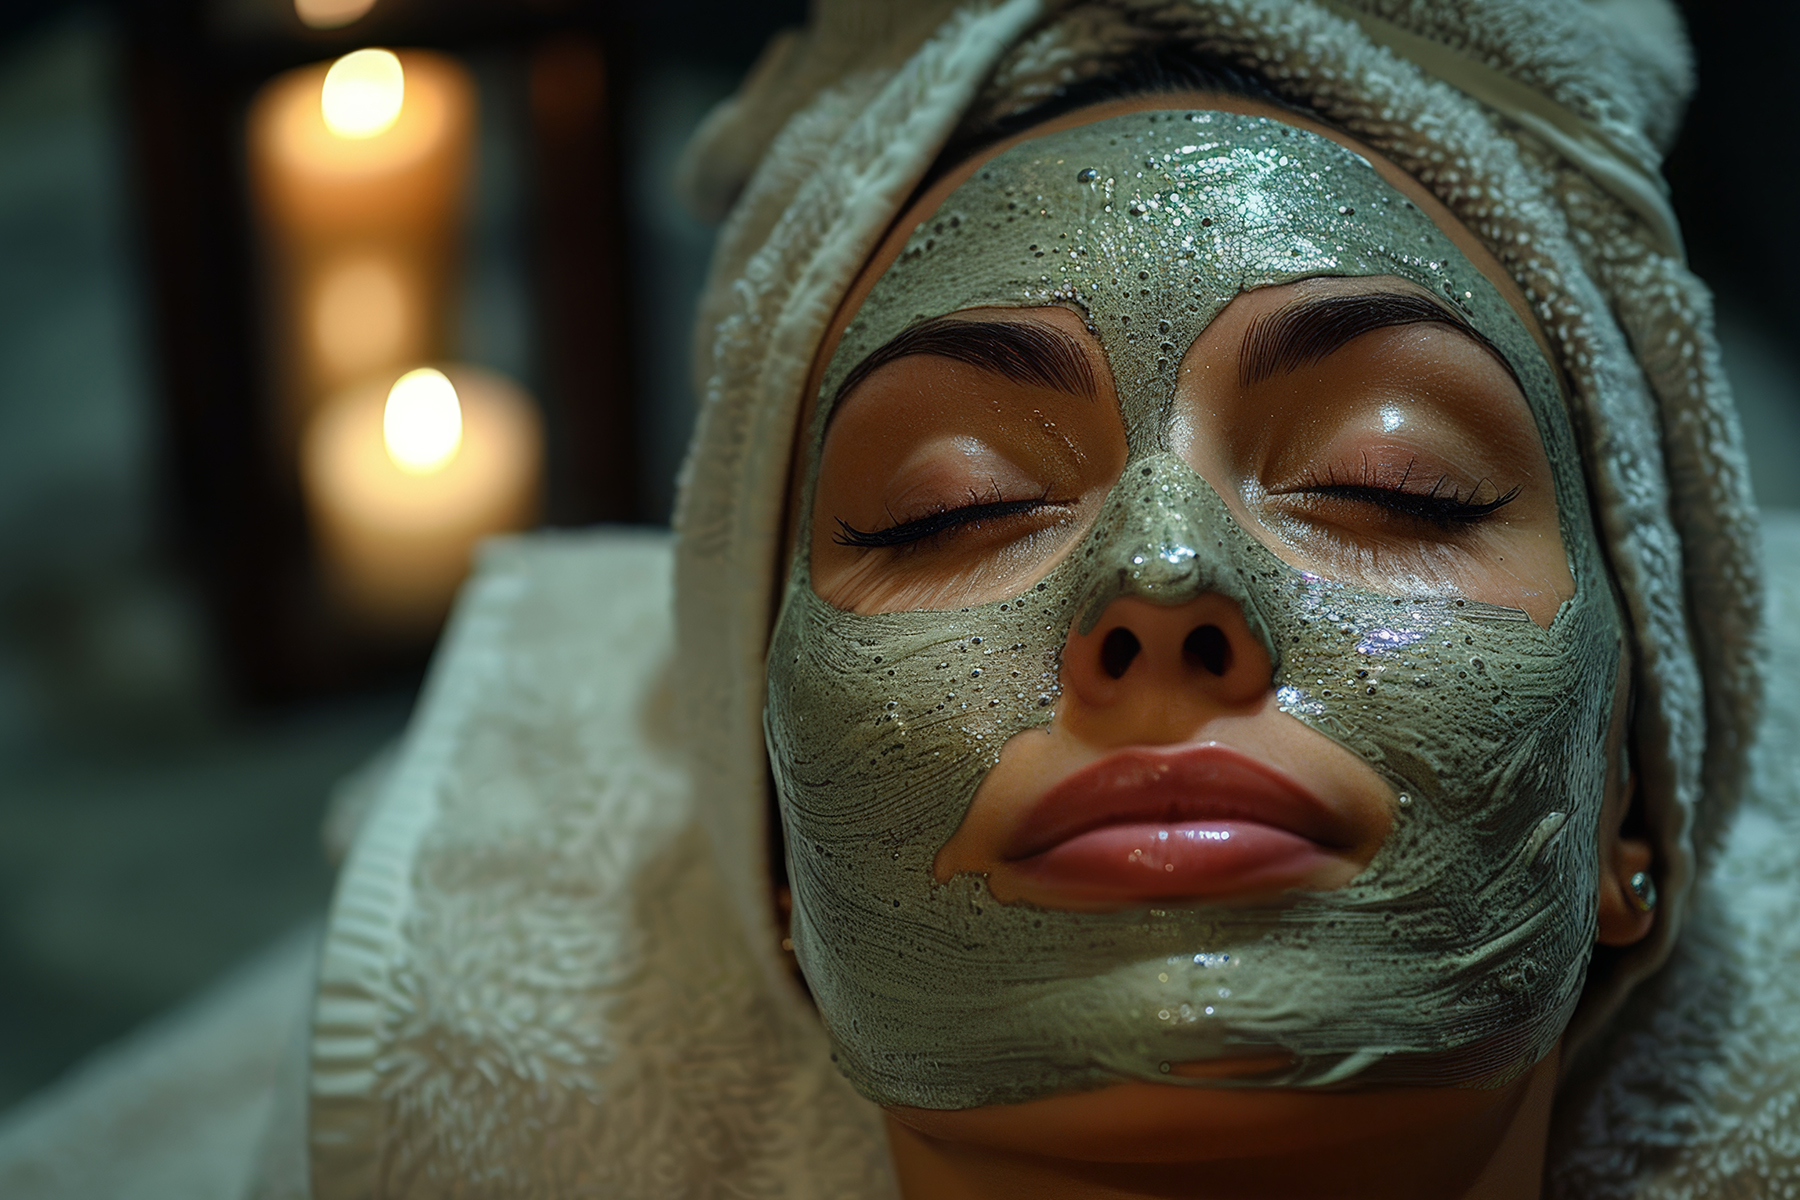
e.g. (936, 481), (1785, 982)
(1667, 0), (1798, 333)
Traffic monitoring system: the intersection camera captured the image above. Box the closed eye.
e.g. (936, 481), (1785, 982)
(833, 492), (1062, 549)
(1274, 458), (1521, 531)
(1299, 481), (1520, 527)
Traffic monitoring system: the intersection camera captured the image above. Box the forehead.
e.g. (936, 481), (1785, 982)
(817, 110), (1560, 455)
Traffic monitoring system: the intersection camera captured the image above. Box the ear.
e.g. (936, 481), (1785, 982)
(1595, 773), (1655, 947)
(1598, 744), (1648, 949)
(1595, 652), (1654, 949)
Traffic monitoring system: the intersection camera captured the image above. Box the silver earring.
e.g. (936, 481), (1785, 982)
(1627, 870), (1657, 914)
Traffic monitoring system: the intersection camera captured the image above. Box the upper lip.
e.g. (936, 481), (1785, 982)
(1002, 742), (1355, 861)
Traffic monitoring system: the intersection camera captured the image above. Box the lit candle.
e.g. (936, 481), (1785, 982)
(247, 48), (474, 422)
(302, 364), (542, 632)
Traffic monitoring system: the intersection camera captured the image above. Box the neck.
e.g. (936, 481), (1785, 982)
(886, 1052), (1558, 1200)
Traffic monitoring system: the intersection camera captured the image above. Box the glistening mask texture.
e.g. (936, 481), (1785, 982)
(765, 113), (1622, 1108)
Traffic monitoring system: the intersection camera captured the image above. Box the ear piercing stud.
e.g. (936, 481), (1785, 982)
(1627, 870), (1657, 914)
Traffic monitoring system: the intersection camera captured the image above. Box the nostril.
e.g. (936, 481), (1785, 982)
(1100, 627), (1141, 680)
(1184, 624), (1232, 676)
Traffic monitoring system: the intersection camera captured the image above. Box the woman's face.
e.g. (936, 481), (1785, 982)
(815, 278), (1573, 909)
(768, 93), (1651, 1134)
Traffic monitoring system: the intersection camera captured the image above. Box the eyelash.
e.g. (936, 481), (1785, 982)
(830, 456), (1517, 552)
(833, 487), (1059, 549)
(1285, 458), (1521, 529)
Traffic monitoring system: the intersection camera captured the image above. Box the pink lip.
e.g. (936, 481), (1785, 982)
(1004, 743), (1355, 901)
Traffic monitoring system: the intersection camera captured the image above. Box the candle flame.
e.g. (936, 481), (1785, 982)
(322, 49), (404, 139)
(295, 0), (376, 30)
(384, 367), (462, 474)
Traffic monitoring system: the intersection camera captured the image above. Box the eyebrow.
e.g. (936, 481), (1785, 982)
(834, 316), (1098, 410)
(1237, 291), (1510, 389)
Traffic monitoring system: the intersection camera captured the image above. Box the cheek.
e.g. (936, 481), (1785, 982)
(765, 574), (1071, 852)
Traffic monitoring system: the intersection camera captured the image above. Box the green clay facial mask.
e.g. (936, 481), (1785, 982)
(765, 113), (1623, 1109)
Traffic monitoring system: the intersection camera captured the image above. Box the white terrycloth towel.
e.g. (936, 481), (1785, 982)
(305, 531), (899, 1200)
(291, 2), (1790, 1197)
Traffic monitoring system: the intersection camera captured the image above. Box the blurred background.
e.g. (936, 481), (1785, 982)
(0, 0), (1793, 1119)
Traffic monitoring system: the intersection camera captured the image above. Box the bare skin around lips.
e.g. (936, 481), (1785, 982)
(772, 93), (1657, 1200)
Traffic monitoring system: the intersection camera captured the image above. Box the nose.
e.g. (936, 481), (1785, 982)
(1060, 594), (1273, 746)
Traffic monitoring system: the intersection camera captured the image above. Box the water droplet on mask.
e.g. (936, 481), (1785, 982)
(1077, 167), (1099, 183)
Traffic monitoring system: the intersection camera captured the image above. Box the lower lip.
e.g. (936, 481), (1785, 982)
(1014, 820), (1336, 900)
